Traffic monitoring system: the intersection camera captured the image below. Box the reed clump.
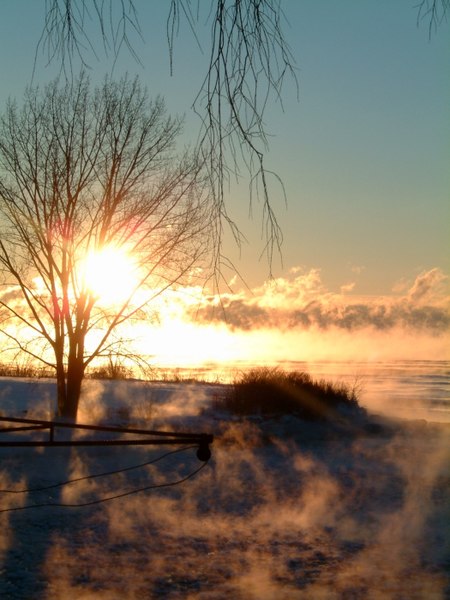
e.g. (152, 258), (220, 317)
(217, 367), (361, 421)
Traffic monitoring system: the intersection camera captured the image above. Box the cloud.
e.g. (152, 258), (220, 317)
(406, 267), (448, 304)
(253, 267), (328, 309)
(340, 282), (356, 294)
(189, 267), (450, 335)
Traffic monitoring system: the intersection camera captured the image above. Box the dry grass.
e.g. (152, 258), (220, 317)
(215, 367), (362, 421)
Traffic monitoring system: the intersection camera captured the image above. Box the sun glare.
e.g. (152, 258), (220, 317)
(82, 246), (139, 305)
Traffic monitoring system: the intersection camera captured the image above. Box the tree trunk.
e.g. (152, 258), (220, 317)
(62, 359), (84, 421)
(56, 365), (67, 419)
(55, 341), (68, 419)
(56, 350), (84, 422)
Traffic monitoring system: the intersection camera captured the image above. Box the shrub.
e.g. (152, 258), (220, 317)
(87, 364), (132, 380)
(217, 367), (361, 421)
(0, 362), (54, 378)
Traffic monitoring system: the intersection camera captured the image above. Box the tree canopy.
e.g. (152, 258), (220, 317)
(0, 74), (211, 418)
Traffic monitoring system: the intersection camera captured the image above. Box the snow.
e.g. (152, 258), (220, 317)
(0, 376), (449, 599)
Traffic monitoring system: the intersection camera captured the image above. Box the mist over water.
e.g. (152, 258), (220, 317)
(153, 359), (450, 423)
(293, 360), (450, 423)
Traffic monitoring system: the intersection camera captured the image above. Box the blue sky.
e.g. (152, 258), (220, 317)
(0, 0), (448, 296)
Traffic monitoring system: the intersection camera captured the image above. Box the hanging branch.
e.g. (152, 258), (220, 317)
(38, 1), (298, 280)
(168, 1), (298, 280)
(416, 0), (450, 38)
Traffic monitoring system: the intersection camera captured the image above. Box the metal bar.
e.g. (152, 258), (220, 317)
(0, 415), (214, 458)
(0, 415), (212, 441)
(0, 438), (208, 448)
(0, 425), (50, 433)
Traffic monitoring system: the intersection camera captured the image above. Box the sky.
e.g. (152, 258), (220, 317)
(0, 1), (449, 367)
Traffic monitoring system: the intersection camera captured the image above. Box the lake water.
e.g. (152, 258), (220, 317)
(153, 359), (450, 423)
(293, 359), (450, 423)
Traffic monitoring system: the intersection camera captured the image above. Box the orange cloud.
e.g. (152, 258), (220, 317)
(189, 267), (450, 335)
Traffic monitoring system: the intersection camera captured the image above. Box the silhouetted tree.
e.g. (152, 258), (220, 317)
(0, 74), (211, 420)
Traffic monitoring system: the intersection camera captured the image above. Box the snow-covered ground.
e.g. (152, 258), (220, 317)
(0, 376), (449, 599)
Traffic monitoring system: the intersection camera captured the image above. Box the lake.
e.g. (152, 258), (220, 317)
(151, 359), (450, 423)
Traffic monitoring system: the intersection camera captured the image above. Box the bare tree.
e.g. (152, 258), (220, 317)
(38, 0), (298, 278)
(0, 74), (212, 420)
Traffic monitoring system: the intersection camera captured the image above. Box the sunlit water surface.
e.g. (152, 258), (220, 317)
(153, 359), (450, 422)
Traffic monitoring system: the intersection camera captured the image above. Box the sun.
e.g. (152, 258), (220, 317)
(82, 246), (139, 305)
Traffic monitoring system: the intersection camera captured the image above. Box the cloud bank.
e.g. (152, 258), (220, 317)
(190, 267), (449, 335)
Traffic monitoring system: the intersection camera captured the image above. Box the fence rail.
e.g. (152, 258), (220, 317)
(0, 415), (213, 461)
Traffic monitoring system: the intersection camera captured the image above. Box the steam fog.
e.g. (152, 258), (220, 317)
(0, 373), (449, 598)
